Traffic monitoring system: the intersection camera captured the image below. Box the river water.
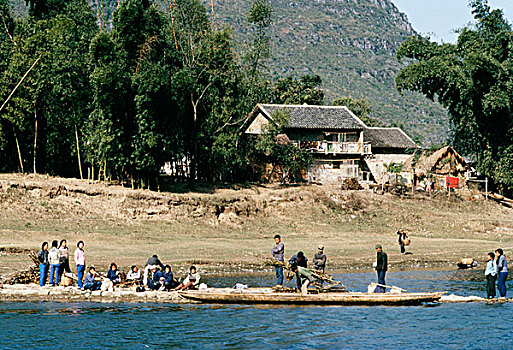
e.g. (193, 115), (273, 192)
(1, 269), (511, 349)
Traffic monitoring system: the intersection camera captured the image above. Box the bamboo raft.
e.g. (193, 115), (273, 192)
(179, 288), (445, 306)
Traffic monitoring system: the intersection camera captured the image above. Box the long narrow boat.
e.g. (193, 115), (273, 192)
(179, 288), (445, 306)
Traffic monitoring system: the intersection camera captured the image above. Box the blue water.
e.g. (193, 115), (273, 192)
(1, 270), (511, 349)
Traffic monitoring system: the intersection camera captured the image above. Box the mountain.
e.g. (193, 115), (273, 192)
(8, 0), (450, 145)
(206, 0), (450, 146)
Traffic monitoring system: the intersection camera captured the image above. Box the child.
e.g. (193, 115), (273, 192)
(485, 252), (497, 299)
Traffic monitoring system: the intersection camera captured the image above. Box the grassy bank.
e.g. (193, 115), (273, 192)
(1, 174), (512, 280)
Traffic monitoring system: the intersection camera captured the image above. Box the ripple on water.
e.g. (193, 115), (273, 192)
(0, 270), (512, 349)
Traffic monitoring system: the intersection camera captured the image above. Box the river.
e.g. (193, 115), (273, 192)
(1, 269), (511, 349)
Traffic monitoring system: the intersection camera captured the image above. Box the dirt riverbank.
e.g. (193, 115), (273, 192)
(1, 173), (512, 281)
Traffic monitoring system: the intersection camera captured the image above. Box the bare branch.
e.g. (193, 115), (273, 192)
(0, 12), (16, 46)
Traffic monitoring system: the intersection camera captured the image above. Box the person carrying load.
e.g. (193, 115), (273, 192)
(288, 252), (314, 295)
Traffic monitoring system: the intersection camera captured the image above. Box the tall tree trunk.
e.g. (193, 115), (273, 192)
(75, 125), (83, 179)
(33, 109), (37, 174)
(14, 131), (24, 173)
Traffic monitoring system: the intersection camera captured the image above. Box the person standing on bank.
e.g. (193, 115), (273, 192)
(485, 252), (498, 299)
(48, 240), (60, 286)
(313, 245), (326, 273)
(397, 229), (408, 254)
(495, 249), (508, 298)
(58, 239), (70, 280)
(271, 234), (285, 287)
(375, 244), (388, 293)
(37, 242), (49, 286)
(74, 241), (85, 289)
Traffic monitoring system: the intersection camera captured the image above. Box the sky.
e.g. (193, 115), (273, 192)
(390, 0), (513, 43)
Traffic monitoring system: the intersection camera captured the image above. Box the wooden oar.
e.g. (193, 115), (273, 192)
(373, 283), (407, 292)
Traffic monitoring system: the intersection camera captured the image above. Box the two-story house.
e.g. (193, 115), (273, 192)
(244, 104), (417, 184)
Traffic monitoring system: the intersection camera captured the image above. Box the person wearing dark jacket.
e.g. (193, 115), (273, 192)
(495, 249), (508, 298)
(144, 254), (165, 287)
(271, 234), (285, 286)
(289, 252), (308, 290)
(374, 244), (388, 293)
(37, 242), (49, 286)
(313, 245), (326, 273)
(162, 265), (175, 290)
(397, 229), (408, 254)
(107, 263), (121, 285)
(148, 267), (164, 291)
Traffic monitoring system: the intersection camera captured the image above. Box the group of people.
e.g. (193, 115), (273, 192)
(271, 234), (327, 294)
(484, 248), (508, 299)
(37, 240), (79, 287)
(37, 240), (201, 292)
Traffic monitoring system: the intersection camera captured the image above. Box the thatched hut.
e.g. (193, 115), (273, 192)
(403, 146), (470, 178)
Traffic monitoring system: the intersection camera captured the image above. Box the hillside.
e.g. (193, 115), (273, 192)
(1, 174), (512, 279)
(8, 0), (450, 145)
(206, 0), (449, 145)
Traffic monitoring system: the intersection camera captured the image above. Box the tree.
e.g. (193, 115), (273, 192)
(254, 109), (313, 182)
(0, 0), (97, 175)
(395, 0), (513, 194)
(271, 75), (324, 105)
(333, 96), (380, 126)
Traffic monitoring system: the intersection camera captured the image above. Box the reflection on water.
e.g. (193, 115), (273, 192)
(1, 270), (511, 350)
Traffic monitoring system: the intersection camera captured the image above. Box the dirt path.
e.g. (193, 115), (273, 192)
(1, 174), (512, 280)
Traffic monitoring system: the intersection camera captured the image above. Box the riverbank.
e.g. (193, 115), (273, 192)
(1, 173), (513, 280)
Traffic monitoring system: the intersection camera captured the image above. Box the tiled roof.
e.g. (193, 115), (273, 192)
(259, 104), (366, 130)
(364, 127), (417, 149)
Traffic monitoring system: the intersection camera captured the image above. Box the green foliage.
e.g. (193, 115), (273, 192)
(255, 109), (313, 182)
(0, 0), (97, 174)
(396, 0), (513, 194)
(271, 75), (324, 105)
(333, 96), (380, 127)
(385, 162), (403, 173)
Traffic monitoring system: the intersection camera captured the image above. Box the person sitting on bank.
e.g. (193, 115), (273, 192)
(37, 242), (49, 287)
(148, 267), (164, 291)
(162, 265), (175, 291)
(289, 252), (308, 291)
(83, 266), (102, 291)
(397, 229), (408, 254)
(271, 234), (285, 287)
(144, 254), (165, 287)
(313, 245), (326, 273)
(175, 266), (201, 290)
(485, 252), (498, 299)
(107, 263), (121, 285)
(127, 265), (141, 283)
(374, 244), (388, 293)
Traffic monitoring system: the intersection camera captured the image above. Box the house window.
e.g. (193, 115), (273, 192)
(333, 162), (340, 169)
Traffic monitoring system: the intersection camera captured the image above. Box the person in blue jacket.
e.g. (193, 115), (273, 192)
(495, 249), (508, 298)
(148, 267), (164, 291)
(83, 267), (102, 291)
(107, 263), (121, 285)
(162, 265), (175, 291)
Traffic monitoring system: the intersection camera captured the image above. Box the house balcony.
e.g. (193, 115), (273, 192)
(293, 141), (372, 155)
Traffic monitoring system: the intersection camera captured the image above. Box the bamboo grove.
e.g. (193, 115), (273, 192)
(0, 0), (323, 187)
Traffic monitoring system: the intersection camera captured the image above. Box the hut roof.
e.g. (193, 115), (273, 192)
(258, 104), (367, 130)
(364, 127), (417, 149)
(403, 146), (469, 176)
